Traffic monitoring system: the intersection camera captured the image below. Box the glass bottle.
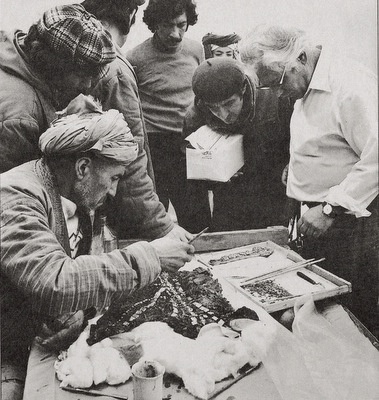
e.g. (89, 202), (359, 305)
(100, 215), (118, 253)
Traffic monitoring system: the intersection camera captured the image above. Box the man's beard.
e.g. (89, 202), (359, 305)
(70, 182), (94, 214)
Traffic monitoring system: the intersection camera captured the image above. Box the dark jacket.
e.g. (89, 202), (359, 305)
(183, 77), (293, 231)
(91, 45), (155, 183)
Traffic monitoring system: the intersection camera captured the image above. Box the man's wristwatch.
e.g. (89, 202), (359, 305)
(322, 202), (345, 218)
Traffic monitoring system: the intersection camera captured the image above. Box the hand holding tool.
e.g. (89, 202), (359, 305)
(188, 227), (209, 244)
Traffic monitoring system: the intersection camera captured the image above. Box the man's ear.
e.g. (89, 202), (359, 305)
(297, 51), (307, 64)
(75, 157), (91, 180)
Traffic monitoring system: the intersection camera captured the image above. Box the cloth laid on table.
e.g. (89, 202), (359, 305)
(242, 297), (379, 400)
(87, 268), (254, 343)
(54, 320), (260, 400)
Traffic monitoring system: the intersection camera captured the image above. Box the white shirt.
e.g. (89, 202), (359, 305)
(61, 196), (83, 258)
(287, 47), (378, 217)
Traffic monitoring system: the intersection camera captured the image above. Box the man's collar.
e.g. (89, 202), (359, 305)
(61, 196), (78, 220)
(307, 46), (332, 93)
(114, 42), (124, 57)
(236, 77), (255, 124)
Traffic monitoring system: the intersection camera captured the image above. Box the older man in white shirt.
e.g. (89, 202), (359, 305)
(240, 25), (378, 334)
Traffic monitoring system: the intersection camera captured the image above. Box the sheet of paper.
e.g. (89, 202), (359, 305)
(185, 125), (229, 150)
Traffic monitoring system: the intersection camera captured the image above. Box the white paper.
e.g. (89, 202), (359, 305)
(185, 125), (230, 150)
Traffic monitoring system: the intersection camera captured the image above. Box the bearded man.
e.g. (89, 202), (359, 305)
(0, 95), (194, 399)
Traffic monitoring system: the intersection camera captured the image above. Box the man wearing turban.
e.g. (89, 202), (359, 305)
(0, 95), (194, 400)
(202, 32), (242, 60)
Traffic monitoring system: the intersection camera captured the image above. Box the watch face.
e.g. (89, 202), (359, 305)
(323, 203), (333, 215)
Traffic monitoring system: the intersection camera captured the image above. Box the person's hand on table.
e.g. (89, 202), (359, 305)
(298, 205), (335, 238)
(165, 223), (194, 242)
(36, 307), (96, 352)
(150, 237), (195, 273)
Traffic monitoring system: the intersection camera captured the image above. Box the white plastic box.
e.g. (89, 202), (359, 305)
(185, 126), (244, 182)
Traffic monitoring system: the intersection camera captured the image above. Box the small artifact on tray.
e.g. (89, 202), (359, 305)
(208, 245), (274, 266)
(242, 279), (292, 303)
(88, 268), (254, 345)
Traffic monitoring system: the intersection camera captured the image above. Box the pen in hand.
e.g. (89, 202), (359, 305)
(188, 227), (209, 244)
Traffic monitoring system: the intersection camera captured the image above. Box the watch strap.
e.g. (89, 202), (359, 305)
(322, 202), (346, 218)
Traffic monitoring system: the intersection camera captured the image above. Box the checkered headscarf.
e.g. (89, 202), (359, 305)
(36, 4), (115, 77)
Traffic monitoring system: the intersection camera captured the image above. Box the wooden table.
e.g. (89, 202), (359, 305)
(23, 227), (379, 400)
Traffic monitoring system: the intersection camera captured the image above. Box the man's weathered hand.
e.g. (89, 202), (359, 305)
(150, 237), (195, 273)
(298, 205), (335, 238)
(165, 224), (193, 242)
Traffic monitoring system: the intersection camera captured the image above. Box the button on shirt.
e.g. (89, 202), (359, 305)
(287, 47), (378, 217)
(61, 196), (83, 258)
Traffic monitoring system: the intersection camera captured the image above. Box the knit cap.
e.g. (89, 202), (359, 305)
(36, 4), (115, 77)
(192, 58), (246, 103)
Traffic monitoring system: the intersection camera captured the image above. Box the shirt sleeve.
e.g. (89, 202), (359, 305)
(326, 77), (378, 217)
(0, 191), (161, 317)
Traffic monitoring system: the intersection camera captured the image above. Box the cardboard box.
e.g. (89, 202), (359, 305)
(185, 126), (244, 182)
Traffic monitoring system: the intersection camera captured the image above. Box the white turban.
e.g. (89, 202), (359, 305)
(39, 95), (138, 165)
